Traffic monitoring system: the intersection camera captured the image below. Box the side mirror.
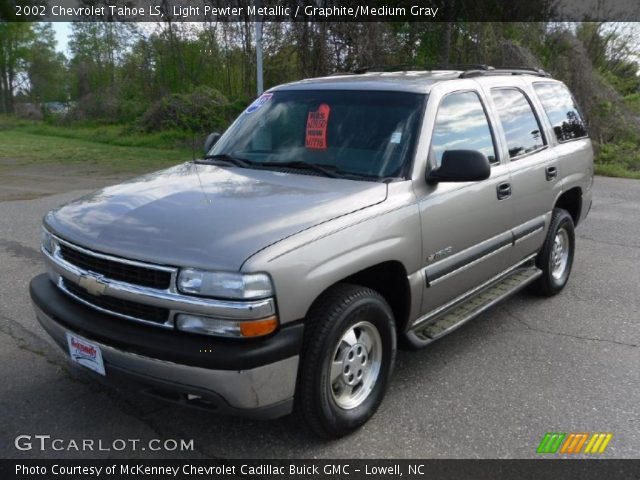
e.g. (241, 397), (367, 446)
(427, 150), (491, 183)
(203, 132), (221, 154)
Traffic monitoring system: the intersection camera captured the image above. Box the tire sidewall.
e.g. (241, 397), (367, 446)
(314, 295), (396, 435)
(542, 210), (575, 293)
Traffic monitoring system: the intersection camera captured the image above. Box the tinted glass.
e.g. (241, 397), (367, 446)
(533, 83), (588, 142)
(491, 88), (545, 159)
(430, 91), (496, 166)
(211, 90), (425, 179)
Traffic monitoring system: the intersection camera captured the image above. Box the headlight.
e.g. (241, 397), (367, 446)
(176, 314), (278, 338)
(41, 228), (61, 284)
(177, 269), (273, 299)
(41, 228), (57, 254)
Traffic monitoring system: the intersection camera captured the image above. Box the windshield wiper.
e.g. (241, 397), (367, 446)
(196, 153), (253, 168)
(259, 161), (342, 178)
(198, 157), (384, 181)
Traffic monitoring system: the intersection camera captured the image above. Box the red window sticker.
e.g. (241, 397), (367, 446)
(305, 104), (331, 149)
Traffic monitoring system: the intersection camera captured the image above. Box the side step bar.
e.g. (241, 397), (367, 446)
(406, 265), (542, 347)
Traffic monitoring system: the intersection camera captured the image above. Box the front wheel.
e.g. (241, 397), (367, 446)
(532, 208), (575, 296)
(297, 284), (396, 438)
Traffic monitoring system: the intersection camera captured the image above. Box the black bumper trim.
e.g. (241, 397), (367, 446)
(30, 274), (303, 371)
(96, 361), (294, 420)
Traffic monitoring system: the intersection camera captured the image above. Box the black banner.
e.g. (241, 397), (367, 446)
(2, 459), (640, 480)
(3, 0), (640, 22)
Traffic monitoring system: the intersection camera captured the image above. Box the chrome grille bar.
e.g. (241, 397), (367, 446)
(42, 234), (276, 327)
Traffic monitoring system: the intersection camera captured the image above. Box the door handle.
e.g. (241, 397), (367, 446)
(546, 165), (558, 181)
(497, 182), (512, 200)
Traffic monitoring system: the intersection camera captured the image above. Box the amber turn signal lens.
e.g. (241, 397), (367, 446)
(240, 316), (278, 337)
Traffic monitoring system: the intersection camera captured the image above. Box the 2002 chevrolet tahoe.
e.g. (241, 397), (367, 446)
(30, 66), (593, 438)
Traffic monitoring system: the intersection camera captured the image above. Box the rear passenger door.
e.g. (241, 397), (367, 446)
(488, 83), (560, 264)
(532, 81), (593, 224)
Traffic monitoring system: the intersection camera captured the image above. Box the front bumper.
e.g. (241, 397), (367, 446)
(30, 274), (303, 419)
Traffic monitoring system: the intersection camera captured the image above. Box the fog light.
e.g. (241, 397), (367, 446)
(176, 314), (278, 338)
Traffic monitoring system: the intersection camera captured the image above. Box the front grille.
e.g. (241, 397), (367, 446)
(59, 244), (171, 290)
(63, 279), (170, 325)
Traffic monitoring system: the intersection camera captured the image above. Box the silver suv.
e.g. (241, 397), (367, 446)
(31, 67), (593, 438)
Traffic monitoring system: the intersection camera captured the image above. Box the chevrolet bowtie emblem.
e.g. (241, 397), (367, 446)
(78, 274), (107, 297)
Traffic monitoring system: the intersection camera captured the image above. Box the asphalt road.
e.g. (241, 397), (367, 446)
(0, 175), (638, 459)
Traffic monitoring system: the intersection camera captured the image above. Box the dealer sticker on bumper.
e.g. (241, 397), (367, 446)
(66, 333), (105, 376)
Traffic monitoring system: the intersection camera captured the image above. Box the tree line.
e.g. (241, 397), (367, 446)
(0, 21), (638, 135)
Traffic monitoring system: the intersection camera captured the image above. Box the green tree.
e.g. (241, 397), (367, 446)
(25, 23), (69, 104)
(0, 22), (34, 113)
(68, 22), (137, 96)
(577, 22), (640, 95)
(67, 22), (137, 120)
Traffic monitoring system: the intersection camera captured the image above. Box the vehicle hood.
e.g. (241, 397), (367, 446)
(45, 162), (388, 271)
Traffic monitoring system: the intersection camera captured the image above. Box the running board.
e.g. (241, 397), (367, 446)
(408, 266), (542, 346)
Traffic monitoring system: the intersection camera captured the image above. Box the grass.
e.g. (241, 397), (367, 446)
(19, 123), (198, 151)
(0, 115), (194, 175)
(0, 131), (192, 174)
(595, 139), (640, 180)
(595, 163), (640, 179)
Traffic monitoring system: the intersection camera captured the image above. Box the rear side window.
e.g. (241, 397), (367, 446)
(533, 83), (588, 142)
(430, 91), (497, 166)
(491, 88), (545, 159)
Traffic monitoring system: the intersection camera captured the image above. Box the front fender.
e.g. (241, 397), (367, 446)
(242, 182), (422, 324)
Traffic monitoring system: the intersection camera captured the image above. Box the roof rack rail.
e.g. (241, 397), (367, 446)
(344, 64), (551, 78)
(459, 67), (550, 78)
(351, 64), (493, 74)
(429, 64), (493, 71)
(352, 65), (424, 74)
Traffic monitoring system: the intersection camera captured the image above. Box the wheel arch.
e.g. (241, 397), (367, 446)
(306, 260), (412, 335)
(554, 186), (582, 226)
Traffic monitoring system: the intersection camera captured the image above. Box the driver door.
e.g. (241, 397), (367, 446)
(415, 88), (514, 316)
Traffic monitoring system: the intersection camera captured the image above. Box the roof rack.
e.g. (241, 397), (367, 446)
(351, 64), (492, 74)
(352, 65), (425, 74)
(347, 64), (550, 78)
(429, 64), (493, 71)
(459, 67), (550, 78)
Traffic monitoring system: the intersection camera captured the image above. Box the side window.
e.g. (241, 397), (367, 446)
(491, 88), (546, 160)
(430, 91), (497, 166)
(533, 83), (588, 142)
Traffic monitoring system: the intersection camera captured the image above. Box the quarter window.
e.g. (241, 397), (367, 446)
(430, 91), (497, 166)
(491, 88), (546, 159)
(533, 83), (588, 142)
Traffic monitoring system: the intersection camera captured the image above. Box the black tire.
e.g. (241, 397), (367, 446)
(531, 208), (575, 296)
(296, 283), (397, 439)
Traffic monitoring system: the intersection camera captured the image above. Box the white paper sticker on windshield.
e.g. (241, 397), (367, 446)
(390, 131), (402, 144)
(245, 93), (272, 114)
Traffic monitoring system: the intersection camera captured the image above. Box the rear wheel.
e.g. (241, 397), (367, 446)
(297, 284), (396, 438)
(532, 208), (575, 296)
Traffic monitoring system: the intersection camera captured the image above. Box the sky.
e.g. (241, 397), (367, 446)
(51, 22), (168, 55)
(53, 22), (72, 54)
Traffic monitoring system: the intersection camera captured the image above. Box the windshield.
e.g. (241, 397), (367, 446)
(210, 90), (425, 180)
